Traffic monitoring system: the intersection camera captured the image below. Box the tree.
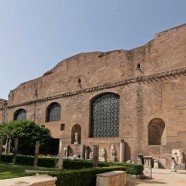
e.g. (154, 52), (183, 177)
(0, 120), (51, 155)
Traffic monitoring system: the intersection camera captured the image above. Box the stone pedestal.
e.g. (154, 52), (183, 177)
(0, 174), (57, 186)
(119, 140), (125, 162)
(144, 156), (153, 178)
(137, 154), (144, 164)
(177, 163), (186, 170)
(153, 160), (159, 169)
(96, 171), (126, 186)
(58, 139), (64, 169)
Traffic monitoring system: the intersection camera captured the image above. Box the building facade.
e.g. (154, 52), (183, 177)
(0, 24), (186, 167)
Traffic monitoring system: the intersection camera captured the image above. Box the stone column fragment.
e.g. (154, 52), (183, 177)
(81, 144), (85, 159)
(12, 138), (18, 164)
(120, 140), (125, 162)
(93, 145), (99, 167)
(58, 139), (64, 169)
(34, 141), (40, 167)
(85, 146), (88, 160)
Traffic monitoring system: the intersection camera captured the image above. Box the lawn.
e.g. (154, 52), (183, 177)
(0, 162), (59, 180)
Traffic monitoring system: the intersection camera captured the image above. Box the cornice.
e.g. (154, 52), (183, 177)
(5, 66), (186, 109)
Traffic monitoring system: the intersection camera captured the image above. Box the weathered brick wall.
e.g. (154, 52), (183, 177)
(1, 24), (185, 167)
(0, 99), (7, 123)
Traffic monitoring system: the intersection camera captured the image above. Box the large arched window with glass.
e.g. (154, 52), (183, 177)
(46, 102), (61, 122)
(90, 93), (120, 137)
(14, 109), (27, 121)
(148, 118), (165, 145)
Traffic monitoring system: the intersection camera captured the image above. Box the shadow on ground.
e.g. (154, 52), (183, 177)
(127, 178), (166, 186)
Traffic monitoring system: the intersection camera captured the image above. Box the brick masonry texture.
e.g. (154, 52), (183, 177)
(0, 24), (186, 168)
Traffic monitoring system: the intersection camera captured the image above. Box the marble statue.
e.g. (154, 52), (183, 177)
(64, 147), (67, 157)
(74, 132), (78, 144)
(89, 152), (93, 160)
(99, 147), (106, 162)
(178, 151), (184, 164)
(172, 150), (179, 163)
(111, 144), (116, 162)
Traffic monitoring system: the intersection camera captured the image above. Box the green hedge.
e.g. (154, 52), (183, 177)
(38, 157), (58, 168)
(1, 154), (13, 163)
(50, 166), (125, 186)
(98, 162), (143, 175)
(63, 159), (93, 169)
(0, 154), (143, 175)
(0, 154), (92, 169)
(16, 155), (34, 165)
(0, 154), (57, 167)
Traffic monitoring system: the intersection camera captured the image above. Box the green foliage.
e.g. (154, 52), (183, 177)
(1, 154), (92, 169)
(38, 158), (93, 169)
(1, 154), (56, 167)
(1, 154), (13, 163)
(0, 154), (143, 175)
(50, 166), (125, 186)
(63, 159), (93, 169)
(16, 155), (34, 165)
(38, 157), (58, 168)
(0, 120), (51, 155)
(98, 162), (144, 175)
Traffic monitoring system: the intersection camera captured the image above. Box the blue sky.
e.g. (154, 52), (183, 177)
(0, 0), (185, 99)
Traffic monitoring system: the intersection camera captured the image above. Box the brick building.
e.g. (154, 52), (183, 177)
(0, 24), (186, 167)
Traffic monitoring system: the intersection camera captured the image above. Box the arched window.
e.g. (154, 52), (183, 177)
(46, 102), (61, 122)
(148, 118), (165, 145)
(90, 93), (120, 137)
(14, 109), (27, 121)
(71, 124), (81, 144)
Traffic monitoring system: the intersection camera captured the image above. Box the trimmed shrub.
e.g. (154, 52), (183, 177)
(98, 162), (143, 175)
(50, 166), (125, 186)
(1, 154), (13, 163)
(16, 155), (34, 165)
(0, 154), (143, 175)
(63, 159), (93, 169)
(38, 157), (58, 168)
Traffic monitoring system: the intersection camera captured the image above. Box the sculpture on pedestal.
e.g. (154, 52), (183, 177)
(178, 151), (184, 164)
(74, 132), (78, 144)
(64, 147), (67, 157)
(172, 149), (185, 170)
(99, 147), (106, 162)
(111, 144), (116, 162)
(89, 152), (93, 160)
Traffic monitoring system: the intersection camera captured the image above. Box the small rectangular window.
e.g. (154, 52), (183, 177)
(60, 124), (65, 131)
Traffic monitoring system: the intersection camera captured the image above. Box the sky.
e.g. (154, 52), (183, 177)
(0, 0), (185, 99)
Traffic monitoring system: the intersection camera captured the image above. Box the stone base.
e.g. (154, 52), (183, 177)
(0, 174), (57, 186)
(153, 160), (159, 169)
(177, 163), (186, 170)
(96, 171), (126, 186)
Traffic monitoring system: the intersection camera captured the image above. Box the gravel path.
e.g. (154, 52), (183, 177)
(127, 168), (186, 186)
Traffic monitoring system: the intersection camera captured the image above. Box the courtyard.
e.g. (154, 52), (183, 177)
(127, 169), (186, 186)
